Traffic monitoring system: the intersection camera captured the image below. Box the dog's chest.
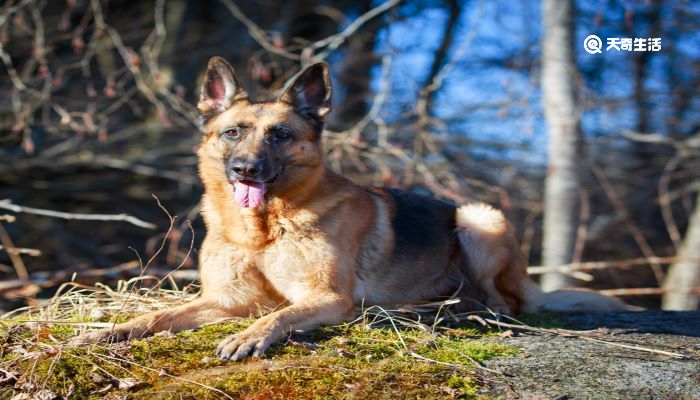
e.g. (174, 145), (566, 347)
(257, 235), (333, 303)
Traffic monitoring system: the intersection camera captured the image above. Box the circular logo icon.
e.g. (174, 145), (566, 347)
(584, 35), (603, 54)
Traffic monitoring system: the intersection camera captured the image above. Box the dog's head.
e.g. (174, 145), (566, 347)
(197, 57), (331, 208)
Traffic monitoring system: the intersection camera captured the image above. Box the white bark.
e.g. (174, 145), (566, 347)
(540, 0), (584, 291)
(662, 190), (700, 310)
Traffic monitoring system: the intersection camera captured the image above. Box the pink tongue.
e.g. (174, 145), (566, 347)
(233, 180), (266, 208)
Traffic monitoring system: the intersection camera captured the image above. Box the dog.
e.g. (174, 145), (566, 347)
(73, 57), (632, 360)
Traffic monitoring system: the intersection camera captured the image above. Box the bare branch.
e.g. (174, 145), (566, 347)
(217, 0), (302, 61)
(592, 165), (664, 284)
(601, 287), (700, 296)
(0, 245), (41, 257)
(0, 199), (156, 229)
(0, 223), (28, 280)
(528, 256), (699, 275)
(306, 0), (400, 61)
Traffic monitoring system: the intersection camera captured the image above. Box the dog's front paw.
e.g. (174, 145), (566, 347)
(216, 329), (274, 361)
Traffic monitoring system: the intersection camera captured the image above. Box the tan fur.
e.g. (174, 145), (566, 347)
(71, 58), (634, 359)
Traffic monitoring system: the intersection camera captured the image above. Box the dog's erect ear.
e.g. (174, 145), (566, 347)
(279, 62), (332, 119)
(198, 57), (247, 117)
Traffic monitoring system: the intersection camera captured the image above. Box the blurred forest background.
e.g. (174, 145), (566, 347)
(0, 0), (699, 313)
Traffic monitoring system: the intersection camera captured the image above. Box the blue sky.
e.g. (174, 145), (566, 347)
(359, 0), (699, 166)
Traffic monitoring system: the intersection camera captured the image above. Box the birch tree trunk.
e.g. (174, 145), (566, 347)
(662, 190), (700, 310)
(540, 0), (584, 291)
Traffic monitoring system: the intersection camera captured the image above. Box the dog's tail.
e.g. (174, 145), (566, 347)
(455, 203), (641, 313)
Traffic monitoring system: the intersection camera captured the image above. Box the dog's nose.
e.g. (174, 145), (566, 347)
(231, 159), (264, 177)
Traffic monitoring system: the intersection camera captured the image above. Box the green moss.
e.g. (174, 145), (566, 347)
(447, 375), (478, 399)
(414, 337), (519, 366)
(2, 317), (520, 399)
(51, 324), (77, 338)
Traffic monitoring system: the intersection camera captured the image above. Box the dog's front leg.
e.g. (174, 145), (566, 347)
(216, 292), (354, 361)
(71, 246), (270, 345)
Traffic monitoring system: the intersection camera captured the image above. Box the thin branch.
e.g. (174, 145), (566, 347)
(592, 165), (664, 284)
(466, 315), (689, 360)
(217, 0), (301, 60)
(0, 245), (41, 257)
(528, 256), (699, 275)
(622, 129), (700, 152)
(658, 153), (684, 251)
(600, 287), (700, 296)
(0, 199), (156, 229)
(306, 0), (400, 61)
(0, 223), (28, 280)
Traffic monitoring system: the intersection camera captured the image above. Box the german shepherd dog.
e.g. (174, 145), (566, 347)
(73, 57), (631, 360)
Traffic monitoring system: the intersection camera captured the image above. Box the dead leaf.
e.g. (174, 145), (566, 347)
(117, 377), (145, 390)
(0, 369), (18, 385)
(440, 386), (460, 398)
(11, 389), (58, 400)
(153, 330), (176, 339)
(336, 348), (356, 359)
(293, 341), (318, 350)
(92, 383), (113, 395)
(35, 389), (59, 400)
(91, 372), (109, 384)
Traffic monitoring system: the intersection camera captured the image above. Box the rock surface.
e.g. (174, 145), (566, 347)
(481, 311), (700, 399)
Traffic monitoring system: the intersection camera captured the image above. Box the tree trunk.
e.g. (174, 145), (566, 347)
(662, 190), (700, 310)
(326, 0), (383, 131)
(418, 0), (463, 116)
(540, 0), (584, 291)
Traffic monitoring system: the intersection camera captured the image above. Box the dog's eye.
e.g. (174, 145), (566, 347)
(223, 128), (240, 139)
(270, 127), (292, 141)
